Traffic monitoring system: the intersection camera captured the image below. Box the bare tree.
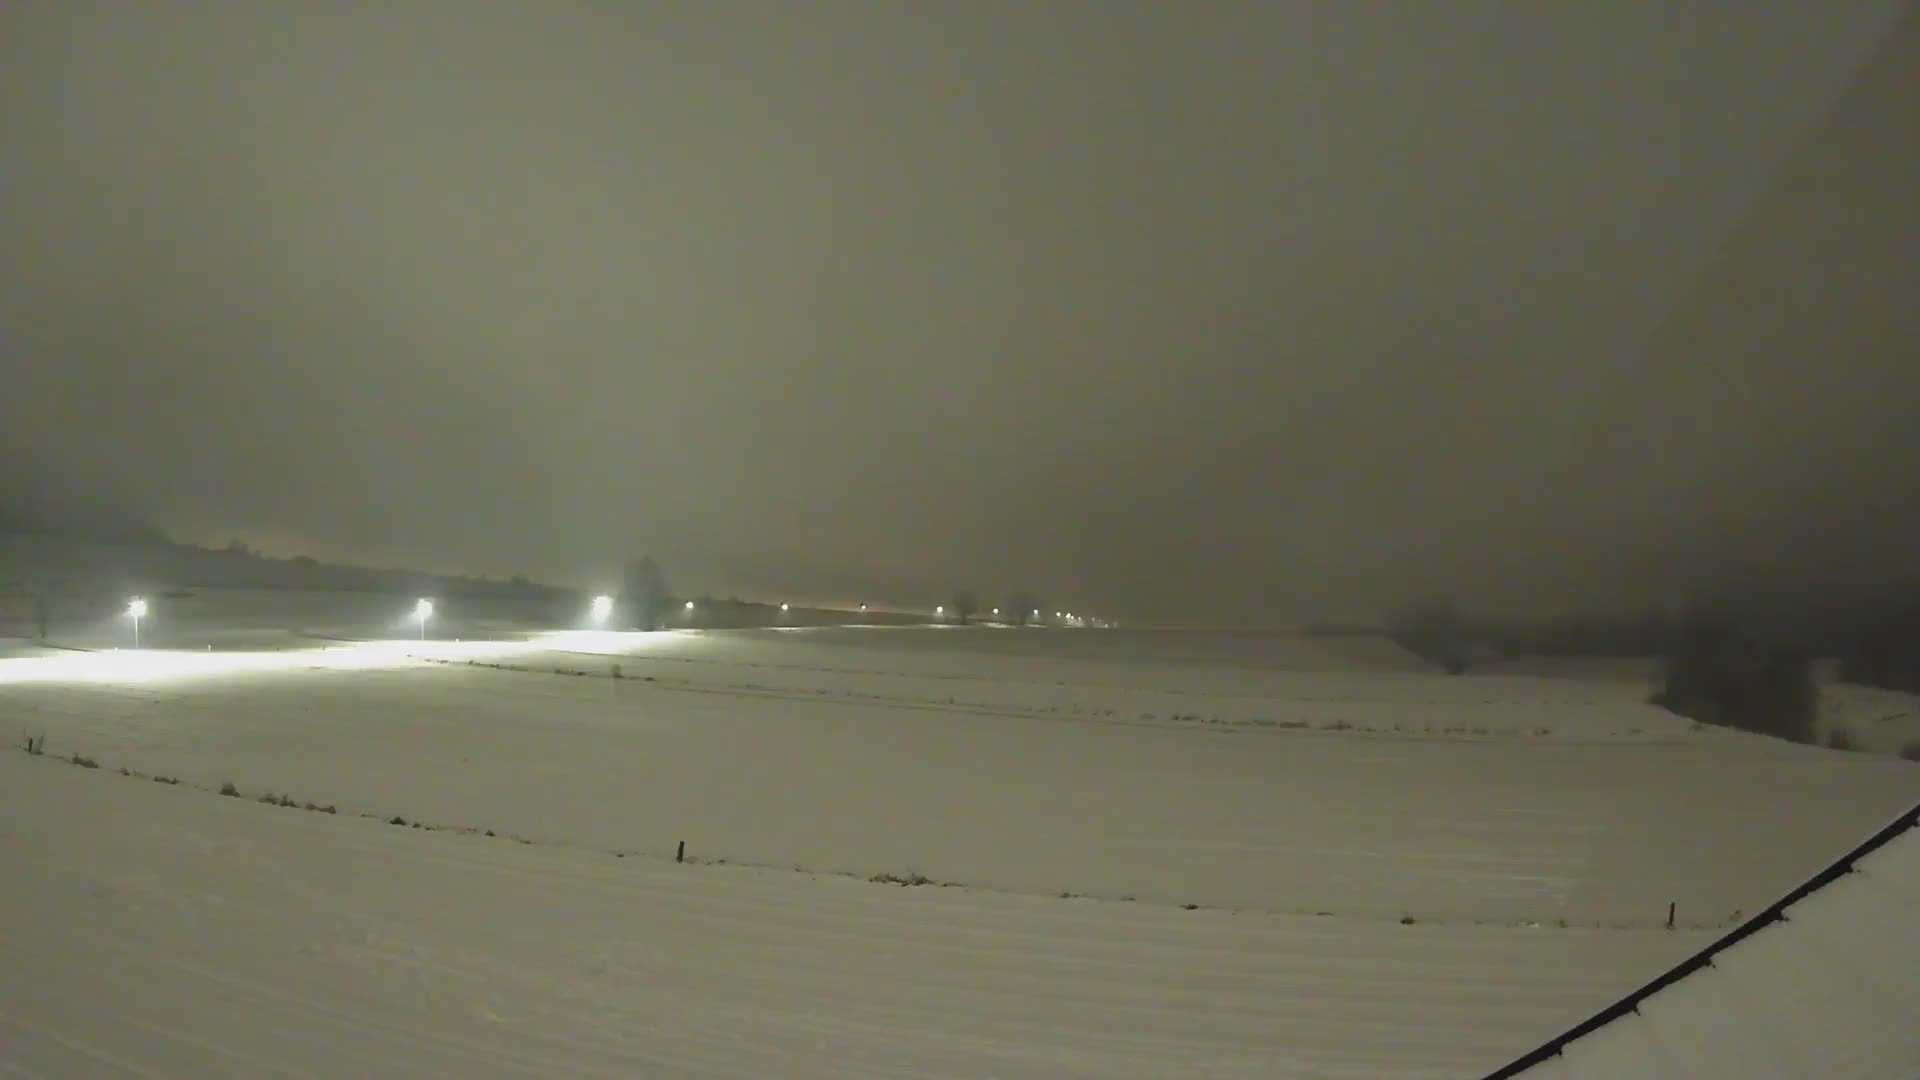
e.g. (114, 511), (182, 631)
(951, 588), (979, 625)
(622, 556), (673, 631)
(1007, 589), (1040, 626)
(1651, 612), (1815, 744)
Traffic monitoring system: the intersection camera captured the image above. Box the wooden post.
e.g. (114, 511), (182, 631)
(1666, 901), (1676, 929)
(676, 840), (686, 863)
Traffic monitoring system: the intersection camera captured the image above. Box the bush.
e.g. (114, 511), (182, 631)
(1825, 727), (1859, 752)
(219, 781), (241, 797)
(870, 871), (933, 887)
(1900, 741), (1920, 762)
(70, 752), (99, 769)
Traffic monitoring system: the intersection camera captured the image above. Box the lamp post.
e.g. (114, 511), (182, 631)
(590, 595), (613, 624)
(127, 597), (148, 648)
(413, 598), (434, 641)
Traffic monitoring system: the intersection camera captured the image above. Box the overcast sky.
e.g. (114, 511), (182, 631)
(3, 2), (1914, 624)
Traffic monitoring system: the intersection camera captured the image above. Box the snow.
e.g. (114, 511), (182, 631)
(1818, 682), (1920, 756)
(1474, 652), (1920, 761)
(4, 613), (1920, 1075)
(0, 749), (1708, 1078)
(8, 632), (1915, 927)
(1475, 656), (1664, 687)
(1499, 808), (1920, 1079)
(0, 638), (64, 661)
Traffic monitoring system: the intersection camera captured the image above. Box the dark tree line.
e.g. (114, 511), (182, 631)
(1650, 613), (1816, 744)
(943, 587), (1049, 625)
(617, 560), (1059, 631)
(1388, 593), (1840, 744)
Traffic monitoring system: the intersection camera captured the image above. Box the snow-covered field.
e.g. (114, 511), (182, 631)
(1493, 652), (1920, 758)
(4, 599), (1919, 1076)
(1817, 682), (1920, 756)
(2, 749), (1711, 1080)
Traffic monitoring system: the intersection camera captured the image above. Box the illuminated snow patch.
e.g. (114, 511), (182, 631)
(0, 637), (553, 686)
(0, 629), (733, 686)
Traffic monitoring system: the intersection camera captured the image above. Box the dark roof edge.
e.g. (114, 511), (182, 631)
(1484, 799), (1920, 1079)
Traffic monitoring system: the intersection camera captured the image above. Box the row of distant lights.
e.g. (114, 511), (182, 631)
(580, 597), (1101, 626)
(928, 605), (1106, 627)
(125, 595), (717, 632)
(116, 594), (1103, 646)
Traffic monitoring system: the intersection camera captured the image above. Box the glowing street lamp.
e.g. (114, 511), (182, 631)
(590, 595), (613, 624)
(127, 597), (148, 648)
(413, 598), (434, 640)
(781, 602), (790, 611)
(935, 605), (945, 617)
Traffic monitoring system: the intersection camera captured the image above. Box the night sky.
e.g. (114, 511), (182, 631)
(3, 2), (1914, 623)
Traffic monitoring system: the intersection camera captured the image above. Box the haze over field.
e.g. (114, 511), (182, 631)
(4, 594), (1917, 1075)
(4, 2), (1917, 623)
(6, 4), (1920, 1076)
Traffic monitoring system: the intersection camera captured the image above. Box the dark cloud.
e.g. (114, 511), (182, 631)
(3, 1), (1913, 622)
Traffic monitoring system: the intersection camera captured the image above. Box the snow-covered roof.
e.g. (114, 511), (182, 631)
(1487, 802), (1920, 1079)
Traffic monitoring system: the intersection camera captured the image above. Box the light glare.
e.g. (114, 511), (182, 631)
(0, 636), (572, 687)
